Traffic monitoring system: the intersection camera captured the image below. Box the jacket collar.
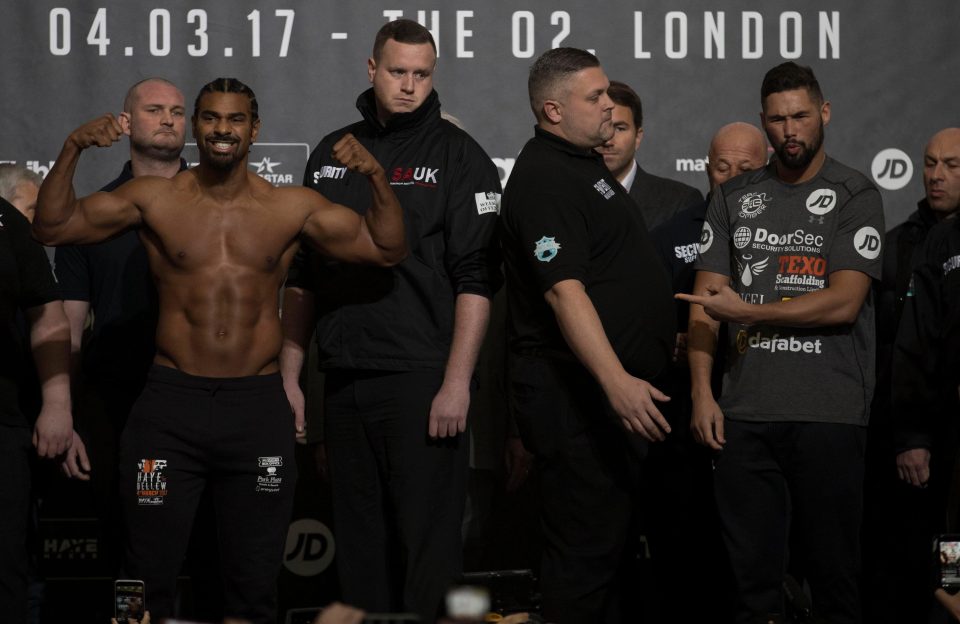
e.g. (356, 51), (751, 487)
(357, 88), (441, 135)
(533, 126), (606, 164)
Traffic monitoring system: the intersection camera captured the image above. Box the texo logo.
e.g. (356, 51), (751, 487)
(871, 148), (913, 190)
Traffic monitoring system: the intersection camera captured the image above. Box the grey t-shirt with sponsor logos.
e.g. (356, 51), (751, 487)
(696, 157), (884, 425)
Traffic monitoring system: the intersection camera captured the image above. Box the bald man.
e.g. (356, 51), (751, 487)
(652, 122), (768, 299)
(863, 127), (960, 623)
(643, 122), (766, 620)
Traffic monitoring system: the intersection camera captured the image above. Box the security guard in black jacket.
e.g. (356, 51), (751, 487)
(281, 19), (501, 623)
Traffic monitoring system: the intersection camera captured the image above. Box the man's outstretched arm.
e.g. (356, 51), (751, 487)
(302, 134), (406, 266)
(546, 279), (672, 442)
(676, 269), (871, 328)
(34, 114), (144, 245)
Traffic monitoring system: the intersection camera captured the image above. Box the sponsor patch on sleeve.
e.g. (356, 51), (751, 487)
(475, 191), (501, 215)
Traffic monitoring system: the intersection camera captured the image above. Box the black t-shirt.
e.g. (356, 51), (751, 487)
(500, 127), (675, 379)
(0, 200), (60, 426)
(53, 161), (183, 384)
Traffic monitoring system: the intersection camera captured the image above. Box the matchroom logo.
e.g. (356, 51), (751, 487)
(871, 148), (913, 191)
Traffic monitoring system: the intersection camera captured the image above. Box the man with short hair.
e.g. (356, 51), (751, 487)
(53, 79), (190, 582)
(35, 77), (407, 624)
(596, 80), (702, 231)
(679, 62), (884, 623)
(0, 164), (43, 223)
(501, 47), (676, 623)
(279, 19), (501, 622)
(863, 127), (960, 621)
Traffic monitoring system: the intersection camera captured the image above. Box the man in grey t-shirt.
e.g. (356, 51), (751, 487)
(678, 63), (883, 623)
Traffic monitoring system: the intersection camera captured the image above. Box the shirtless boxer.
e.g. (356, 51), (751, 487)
(34, 77), (406, 624)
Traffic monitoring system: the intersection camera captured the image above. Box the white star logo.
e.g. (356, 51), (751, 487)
(252, 156), (281, 174)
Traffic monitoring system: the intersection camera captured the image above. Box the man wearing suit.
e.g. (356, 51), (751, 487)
(596, 81), (702, 231)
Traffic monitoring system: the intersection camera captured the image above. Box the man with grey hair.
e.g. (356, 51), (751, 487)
(0, 164), (43, 223)
(501, 47), (676, 622)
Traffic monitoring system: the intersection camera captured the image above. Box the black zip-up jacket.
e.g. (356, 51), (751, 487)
(893, 217), (960, 451)
(287, 88), (502, 371)
(871, 201), (940, 433)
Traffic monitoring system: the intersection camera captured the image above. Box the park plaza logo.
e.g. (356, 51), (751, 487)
(391, 166), (439, 187)
(256, 456), (284, 494)
(735, 329), (823, 355)
(737, 191), (771, 219)
(533, 236), (560, 262)
(871, 148), (913, 191)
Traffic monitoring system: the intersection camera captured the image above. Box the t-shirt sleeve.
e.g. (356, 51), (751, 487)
(443, 136), (503, 298)
(6, 206), (58, 308)
(828, 185), (885, 279)
(693, 189), (731, 276)
(53, 245), (90, 301)
(509, 187), (591, 294)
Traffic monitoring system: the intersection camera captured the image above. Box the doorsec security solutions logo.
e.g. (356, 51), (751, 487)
(184, 142), (310, 186)
(871, 148), (913, 191)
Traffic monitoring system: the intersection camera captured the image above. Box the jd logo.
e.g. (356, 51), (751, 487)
(805, 189), (837, 216)
(283, 518), (335, 577)
(871, 148), (913, 191)
(854, 226), (882, 260)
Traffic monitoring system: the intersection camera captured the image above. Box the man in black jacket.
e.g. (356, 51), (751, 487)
(280, 19), (501, 622)
(0, 200), (72, 623)
(863, 127), (960, 622)
(595, 80), (702, 231)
